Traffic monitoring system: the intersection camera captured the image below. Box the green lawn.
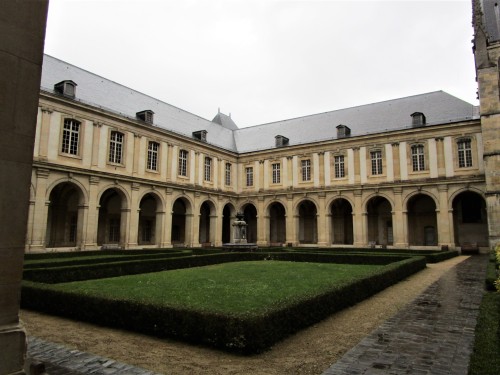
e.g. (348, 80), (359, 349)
(52, 261), (383, 316)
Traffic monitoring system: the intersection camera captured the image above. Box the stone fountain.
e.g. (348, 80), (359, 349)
(222, 211), (258, 251)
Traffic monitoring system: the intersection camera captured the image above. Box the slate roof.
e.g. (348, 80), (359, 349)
(41, 54), (478, 154)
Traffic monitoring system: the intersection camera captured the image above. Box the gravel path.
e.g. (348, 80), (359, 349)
(21, 256), (469, 375)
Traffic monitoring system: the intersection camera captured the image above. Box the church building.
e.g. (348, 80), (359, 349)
(26, 0), (500, 252)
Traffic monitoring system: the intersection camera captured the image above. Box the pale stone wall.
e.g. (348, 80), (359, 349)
(0, 1), (48, 374)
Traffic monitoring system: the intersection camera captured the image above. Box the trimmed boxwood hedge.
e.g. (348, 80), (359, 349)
(21, 252), (425, 353)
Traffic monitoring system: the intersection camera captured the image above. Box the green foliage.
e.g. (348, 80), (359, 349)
(21, 253), (425, 353)
(468, 293), (500, 375)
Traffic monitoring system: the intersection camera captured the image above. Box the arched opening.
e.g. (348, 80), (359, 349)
(172, 198), (188, 245)
(366, 196), (393, 246)
(46, 182), (83, 247)
(298, 200), (317, 244)
(97, 188), (124, 246)
(269, 202), (286, 245)
(452, 191), (489, 247)
(199, 201), (215, 246)
(243, 204), (257, 243)
(331, 198), (353, 244)
(138, 194), (159, 245)
(407, 194), (437, 246)
(222, 203), (235, 244)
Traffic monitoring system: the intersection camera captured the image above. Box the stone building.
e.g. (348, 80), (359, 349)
(26, 0), (500, 253)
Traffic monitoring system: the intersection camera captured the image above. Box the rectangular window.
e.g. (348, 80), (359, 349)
(301, 159), (311, 181)
(204, 157), (212, 181)
(371, 150), (383, 175)
(225, 163), (231, 186)
(272, 163), (281, 184)
(61, 118), (80, 155)
(334, 155), (345, 178)
(147, 141), (159, 171)
(178, 149), (188, 176)
(246, 167), (254, 187)
(457, 139), (473, 168)
(109, 131), (124, 164)
(411, 144), (425, 171)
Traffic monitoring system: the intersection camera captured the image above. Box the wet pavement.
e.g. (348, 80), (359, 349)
(26, 255), (488, 375)
(323, 255), (488, 375)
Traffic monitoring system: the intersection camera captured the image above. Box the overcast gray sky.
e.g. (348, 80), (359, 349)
(44, 0), (477, 128)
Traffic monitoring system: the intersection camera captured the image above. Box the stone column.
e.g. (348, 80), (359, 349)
(29, 168), (50, 250)
(317, 192), (327, 247)
(38, 107), (52, 160)
(285, 194), (295, 246)
(257, 196), (266, 246)
(392, 187), (406, 247)
(437, 184), (453, 248)
(0, 2), (49, 373)
(155, 210), (165, 247)
(162, 188), (173, 247)
(82, 176), (99, 249)
(127, 182), (140, 248)
(353, 190), (365, 246)
(214, 203), (224, 247)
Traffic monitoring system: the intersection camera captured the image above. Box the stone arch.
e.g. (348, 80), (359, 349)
(297, 199), (318, 244)
(330, 198), (353, 245)
(241, 202), (258, 244)
(199, 199), (217, 246)
(222, 202), (236, 244)
(171, 196), (193, 246)
(138, 192), (163, 246)
(267, 201), (286, 245)
(46, 177), (88, 206)
(97, 187), (128, 247)
(46, 181), (86, 248)
(97, 183), (130, 210)
(406, 193), (438, 246)
(366, 196), (393, 246)
(452, 191), (489, 247)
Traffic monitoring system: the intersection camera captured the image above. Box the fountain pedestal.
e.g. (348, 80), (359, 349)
(222, 212), (258, 251)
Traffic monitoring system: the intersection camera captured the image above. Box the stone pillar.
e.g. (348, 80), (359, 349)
(0, 2), (49, 373)
(317, 192), (327, 247)
(82, 176), (100, 249)
(285, 194), (295, 246)
(214, 204), (223, 247)
(29, 169), (50, 251)
(192, 193), (201, 247)
(127, 183), (140, 248)
(437, 184), (453, 248)
(392, 187), (406, 247)
(257, 196), (266, 246)
(162, 188), (173, 247)
(353, 190), (365, 246)
(38, 107), (52, 160)
(155, 210), (165, 247)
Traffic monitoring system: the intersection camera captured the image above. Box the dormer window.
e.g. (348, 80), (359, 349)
(275, 135), (289, 147)
(136, 110), (154, 124)
(411, 112), (426, 127)
(54, 80), (77, 98)
(193, 130), (207, 142)
(336, 124), (351, 138)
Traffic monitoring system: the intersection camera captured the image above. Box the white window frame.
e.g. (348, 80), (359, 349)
(370, 150), (383, 175)
(225, 163), (231, 186)
(411, 144), (425, 171)
(108, 131), (124, 164)
(334, 155), (345, 178)
(457, 138), (473, 168)
(178, 149), (188, 177)
(246, 166), (254, 187)
(301, 159), (311, 181)
(147, 141), (159, 171)
(272, 162), (281, 184)
(204, 156), (212, 182)
(61, 118), (80, 155)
